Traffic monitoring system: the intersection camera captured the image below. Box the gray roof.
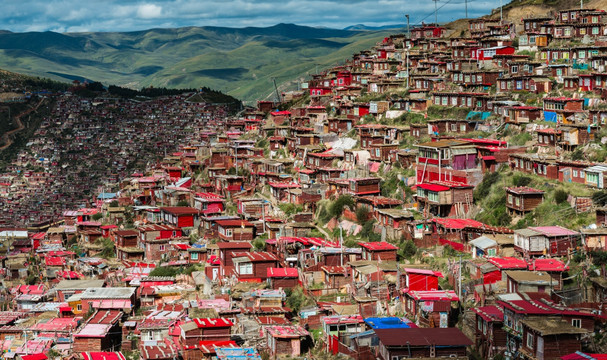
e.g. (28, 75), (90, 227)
(80, 287), (136, 299)
(469, 236), (497, 250)
(54, 279), (106, 290)
(514, 228), (542, 237)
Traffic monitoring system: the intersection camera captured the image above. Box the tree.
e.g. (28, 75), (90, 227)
(328, 195), (355, 219)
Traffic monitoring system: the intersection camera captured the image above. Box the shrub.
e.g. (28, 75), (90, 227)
(399, 240), (417, 258)
(512, 174), (532, 187)
(149, 266), (178, 277)
(91, 212), (103, 221)
(355, 206), (370, 225)
(554, 189), (568, 204)
(329, 195), (354, 218)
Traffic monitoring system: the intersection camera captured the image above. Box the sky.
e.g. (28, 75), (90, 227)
(0, 0), (498, 33)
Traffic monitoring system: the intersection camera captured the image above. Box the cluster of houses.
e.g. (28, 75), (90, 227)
(2, 4), (607, 360)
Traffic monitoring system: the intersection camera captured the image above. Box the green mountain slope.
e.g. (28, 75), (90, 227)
(0, 24), (398, 102)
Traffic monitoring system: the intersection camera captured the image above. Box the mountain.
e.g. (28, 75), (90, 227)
(0, 23), (396, 102)
(343, 24), (404, 31)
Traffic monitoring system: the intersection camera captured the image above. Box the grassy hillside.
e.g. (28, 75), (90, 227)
(0, 24), (398, 103)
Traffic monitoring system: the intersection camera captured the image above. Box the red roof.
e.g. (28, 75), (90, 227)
(358, 241), (398, 251)
(192, 318), (233, 328)
(216, 241), (252, 249)
(432, 218), (485, 229)
(472, 305), (504, 322)
(403, 268), (443, 277)
(45, 256), (66, 266)
(160, 207), (199, 215)
(487, 257), (528, 270)
(268, 182), (301, 189)
(271, 111), (291, 116)
(20, 355), (47, 360)
(561, 353), (607, 360)
(417, 183), (450, 192)
(267, 268), (298, 278)
(81, 353), (126, 360)
(528, 258), (568, 272)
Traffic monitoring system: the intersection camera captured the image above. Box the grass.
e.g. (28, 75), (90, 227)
(475, 166), (596, 229)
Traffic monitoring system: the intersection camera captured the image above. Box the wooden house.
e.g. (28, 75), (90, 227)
(514, 226), (580, 257)
(519, 319), (588, 360)
(505, 106), (542, 124)
(471, 305), (506, 359)
(416, 181), (474, 218)
(266, 268), (298, 290)
(510, 153), (558, 180)
(402, 290), (460, 328)
(505, 187), (544, 216)
(506, 271), (555, 294)
(217, 241), (252, 267)
(581, 227), (607, 250)
(543, 97), (584, 124)
(585, 165), (607, 189)
(358, 241), (398, 261)
(215, 219), (255, 241)
(231, 251), (278, 281)
(265, 325), (310, 358)
(415, 139), (479, 185)
(375, 328), (472, 360)
(72, 310), (123, 353)
(180, 318), (233, 359)
(400, 267), (442, 292)
(159, 207), (198, 228)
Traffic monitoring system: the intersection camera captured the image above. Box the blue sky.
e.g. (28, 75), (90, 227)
(0, 0), (497, 33)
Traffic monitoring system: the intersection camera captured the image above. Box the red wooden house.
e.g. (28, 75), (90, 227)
(400, 267), (443, 292)
(159, 207), (198, 228)
(358, 241), (398, 261)
(231, 252), (279, 281)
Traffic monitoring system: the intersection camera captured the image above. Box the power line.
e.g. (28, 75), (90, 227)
(413, 0), (455, 25)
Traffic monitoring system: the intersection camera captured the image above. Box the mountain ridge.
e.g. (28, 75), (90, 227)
(0, 23), (395, 101)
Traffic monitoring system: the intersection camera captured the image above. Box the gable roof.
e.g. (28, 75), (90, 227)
(375, 328), (473, 347)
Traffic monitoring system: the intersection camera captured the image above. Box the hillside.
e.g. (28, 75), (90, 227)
(0, 24), (398, 103)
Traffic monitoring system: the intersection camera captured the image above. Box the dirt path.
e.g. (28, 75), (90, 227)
(0, 98), (45, 150)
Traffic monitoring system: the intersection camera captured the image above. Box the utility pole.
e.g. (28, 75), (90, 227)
(405, 14), (410, 39)
(465, 0), (468, 19)
(500, 0), (503, 23)
(433, 0), (439, 24)
(581, 0), (583, 9)
(458, 254), (463, 302)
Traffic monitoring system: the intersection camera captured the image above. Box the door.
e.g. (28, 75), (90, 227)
(537, 336), (544, 360)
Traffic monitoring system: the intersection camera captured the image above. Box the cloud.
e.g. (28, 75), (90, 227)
(137, 4), (163, 19)
(0, 0), (497, 33)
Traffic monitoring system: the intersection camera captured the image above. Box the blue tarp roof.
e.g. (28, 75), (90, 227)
(364, 317), (410, 330)
(97, 192), (117, 199)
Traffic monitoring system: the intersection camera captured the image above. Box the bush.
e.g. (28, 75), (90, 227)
(91, 212), (103, 221)
(110, 200), (119, 207)
(149, 266), (178, 277)
(512, 174), (532, 187)
(399, 240), (417, 258)
(554, 189), (568, 204)
(592, 190), (607, 207)
(360, 220), (381, 242)
(253, 238), (266, 251)
(328, 195), (355, 219)
(176, 200), (190, 207)
(355, 206), (370, 225)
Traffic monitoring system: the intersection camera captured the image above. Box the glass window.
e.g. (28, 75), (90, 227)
(527, 333), (534, 348)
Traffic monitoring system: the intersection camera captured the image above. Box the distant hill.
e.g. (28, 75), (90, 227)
(0, 23), (398, 102)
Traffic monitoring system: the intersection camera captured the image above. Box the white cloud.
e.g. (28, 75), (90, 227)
(137, 4), (163, 19)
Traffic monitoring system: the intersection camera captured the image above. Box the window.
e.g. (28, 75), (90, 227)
(478, 317), (483, 331)
(77, 304), (82, 311)
(527, 333), (534, 348)
(461, 124), (466, 132)
(508, 194), (513, 204)
(573, 170), (578, 178)
(191, 252), (198, 260)
(515, 197), (520, 206)
(451, 124), (457, 131)
(428, 191), (439, 202)
(159, 244), (165, 251)
(572, 319), (582, 328)
(239, 262), (253, 275)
